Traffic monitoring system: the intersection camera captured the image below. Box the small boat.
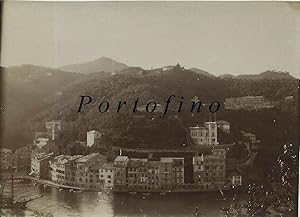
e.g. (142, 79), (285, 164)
(69, 189), (74, 192)
(74, 190), (82, 193)
(142, 192), (150, 196)
(129, 192), (137, 195)
(216, 189), (227, 201)
(159, 192), (166, 195)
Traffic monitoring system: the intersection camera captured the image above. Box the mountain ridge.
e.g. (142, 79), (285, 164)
(58, 56), (128, 74)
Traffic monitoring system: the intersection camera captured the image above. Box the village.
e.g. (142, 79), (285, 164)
(0, 105), (261, 194)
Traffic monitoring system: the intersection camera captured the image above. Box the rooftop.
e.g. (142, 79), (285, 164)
(243, 132), (256, 137)
(87, 130), (100, 134)
(0, 148), (12, 153)
(160, 157), (184, 163)
(217, 120), (230, 125)
(75, 153), (100, 163)
(114, 156), (129, 162)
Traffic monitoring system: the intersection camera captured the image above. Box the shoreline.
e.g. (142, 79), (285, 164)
(19, 176), (244, 194)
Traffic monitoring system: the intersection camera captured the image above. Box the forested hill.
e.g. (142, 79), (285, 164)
(2, 64), (298, 150)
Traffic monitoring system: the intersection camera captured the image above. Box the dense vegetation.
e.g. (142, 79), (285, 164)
(2, 64), (298, 157)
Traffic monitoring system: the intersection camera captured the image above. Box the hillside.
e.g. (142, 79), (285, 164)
(2, 65), (84, 148)
(2, 64), (298, 151)
(189, 68), (215, 77)
(58, 56), (128, 74)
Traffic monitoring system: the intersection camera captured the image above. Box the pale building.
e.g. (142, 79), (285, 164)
(189, 121), (218, 146)
(0, 148), (12, 171)
(50, 153), (106, 189)
(99, 163), (114, 189)
(46, 120), (62, 140)
(34, 138), (50, 149)
(217, 120), (230, 134)
(231, 175), (242, 186)
(87, 130), (102, 147)
(30, 149), (53, 179)
(224, 96), (274, 111)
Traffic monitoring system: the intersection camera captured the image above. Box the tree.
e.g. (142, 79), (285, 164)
(223, 143), (297, 217)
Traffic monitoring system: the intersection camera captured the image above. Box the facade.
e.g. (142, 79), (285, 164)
(50, 153), (107, 190)
(217, 120), (230, 134)
(160, 157), (184, 189)
(189, 121), (218, 146)
(99, 163), (114, 190)
(224, 96), (274, 111)
(14, 144), (33, 172)
(114, 156), (129, 190)
(87, 130), (102, 147)
(46, 120), (62, 140)
(127, 158), (149, 190)
(147, 160), (161, 190)
(0, 148), (12, 171)
(193, 149), (226, 190)
(50, 155), (81, 185)
(30, 149), (53, 179)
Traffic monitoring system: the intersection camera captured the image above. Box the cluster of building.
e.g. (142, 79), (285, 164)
(1, 117), (244, 192)
(44, 148), (239, 192)
(0, 144), (33, 173)
(224, 96), (274, 111)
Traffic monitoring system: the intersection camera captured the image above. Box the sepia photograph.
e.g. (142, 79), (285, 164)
(0, 1), (299, 217)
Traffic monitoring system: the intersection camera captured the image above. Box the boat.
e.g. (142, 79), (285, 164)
(141, 192), (150, 196)
(159, 192), (166, 195)
(129, 191), (137, 195)
(216, 189), (227, 201)
(69, 189), (74, 192)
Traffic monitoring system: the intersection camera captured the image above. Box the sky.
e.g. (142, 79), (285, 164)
(1, 1), (300, 77)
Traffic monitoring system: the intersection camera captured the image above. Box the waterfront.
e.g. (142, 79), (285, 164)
(1, 182), (246, 217)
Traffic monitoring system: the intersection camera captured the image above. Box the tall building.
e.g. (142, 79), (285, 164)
(114, 156), (129, 190)
(193, 149), (226, 190)
(87, 130), (102, 147)
(46, 120), (62, 140)
(127, 158), (149, 190)
(0, 148), (12, 171)
(189, 121), (218, 146)
(14, 144), (33, 172)
(160, 157), (184, 189)
(99, 162), (114, 190)
(147, 160), (161, 190)
(30, 149), (54, 179)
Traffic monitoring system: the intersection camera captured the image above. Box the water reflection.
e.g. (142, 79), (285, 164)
(1, 183), (245, 217)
